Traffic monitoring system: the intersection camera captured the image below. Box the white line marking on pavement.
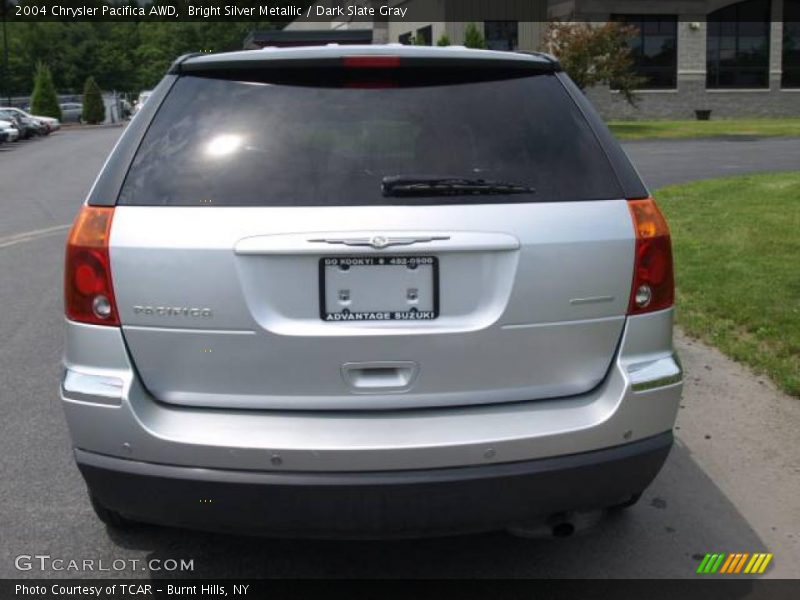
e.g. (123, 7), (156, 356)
(0, 224), (71, 249)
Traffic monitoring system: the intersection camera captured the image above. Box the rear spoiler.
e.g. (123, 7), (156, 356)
(168, 53), (561, 76)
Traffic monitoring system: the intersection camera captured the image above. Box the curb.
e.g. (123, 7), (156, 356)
(61, 122), (126, 131)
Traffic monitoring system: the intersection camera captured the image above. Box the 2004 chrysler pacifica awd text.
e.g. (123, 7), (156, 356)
(61, 45), (682, 538)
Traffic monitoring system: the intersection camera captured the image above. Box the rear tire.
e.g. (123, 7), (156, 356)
(89, 495), (142, 531)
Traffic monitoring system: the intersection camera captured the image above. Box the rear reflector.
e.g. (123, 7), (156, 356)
(627, 198), (674, 315)
(342, 55), (402, 68)
(64, 206), (119, 326)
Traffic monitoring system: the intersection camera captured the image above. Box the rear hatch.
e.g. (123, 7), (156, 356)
(110, 52), (637, 410)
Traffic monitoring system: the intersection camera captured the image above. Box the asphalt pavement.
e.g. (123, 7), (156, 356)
(623, 136), (800, 189)
(0, 129), (798, 579)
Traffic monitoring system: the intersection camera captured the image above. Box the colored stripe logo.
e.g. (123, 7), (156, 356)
(696, 552), (773, 574)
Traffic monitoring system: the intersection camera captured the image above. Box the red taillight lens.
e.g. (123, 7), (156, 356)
(342, 55), (402, 68)
(64, 206), (119, 326)
(627, 197), (674, 315)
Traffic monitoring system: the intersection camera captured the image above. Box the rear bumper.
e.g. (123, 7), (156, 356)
(61, 309), (682, 473)
(77, 432), (672, 538)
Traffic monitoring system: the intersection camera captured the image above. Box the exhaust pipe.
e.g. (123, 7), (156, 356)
(551, 520), (576, 538)
(507, 509), (602, 539)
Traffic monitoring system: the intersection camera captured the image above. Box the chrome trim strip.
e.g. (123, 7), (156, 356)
(234, 231), (520, 255)
(62, 369), (124, 406)
(629, 353), (683, 392)
(308, 235), (451, 249)
(570, 295), (615, 305)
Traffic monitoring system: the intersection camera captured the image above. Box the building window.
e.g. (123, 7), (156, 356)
(415, 26), (432, 46)
(399, 32), (413, 45)
(484, 21), (518, 51)
(707, 0), (771, 88)
(613, 15), (678, 89)
(784, 0), (800, 87)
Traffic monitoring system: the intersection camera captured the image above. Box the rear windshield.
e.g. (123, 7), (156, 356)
(118, 71), (623, 206)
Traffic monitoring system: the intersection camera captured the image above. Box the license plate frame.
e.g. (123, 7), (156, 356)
(319, 255), (439, 322)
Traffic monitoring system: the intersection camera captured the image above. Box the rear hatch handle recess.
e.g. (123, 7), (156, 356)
(341, 361), (419, 393)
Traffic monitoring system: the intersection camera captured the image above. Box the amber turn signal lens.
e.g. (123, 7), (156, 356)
(627, 198), (674, 315)
(64, 206), (119, 326)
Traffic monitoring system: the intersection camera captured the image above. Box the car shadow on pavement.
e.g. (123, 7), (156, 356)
(104, 440), (767, 579)
(0, 139), (44, 152)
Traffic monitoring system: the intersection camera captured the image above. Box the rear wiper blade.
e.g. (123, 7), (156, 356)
(382, 175), (536, 198)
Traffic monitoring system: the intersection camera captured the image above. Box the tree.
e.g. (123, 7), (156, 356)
(30, 63), (62, 120)
(541, 21), (644, 106)
(436, 33), (451, 47)
(134, 22), (273, 90)
(81, 76), (105, 124)
(2, 21), (275, 96)
(463, 23), (486, 49)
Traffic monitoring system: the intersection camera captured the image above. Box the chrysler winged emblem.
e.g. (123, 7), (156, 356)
(370, 235), (389, 249)
(308, 234), (450, 249)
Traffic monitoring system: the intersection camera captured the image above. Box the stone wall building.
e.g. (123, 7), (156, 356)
(271, 0), (800, 119)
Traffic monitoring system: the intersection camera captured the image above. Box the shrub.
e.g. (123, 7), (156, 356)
(463, 23), (486, 49)
(81, 77), (106, 124)
(436, 34), (451, 47)
(30, 63), (62, 120)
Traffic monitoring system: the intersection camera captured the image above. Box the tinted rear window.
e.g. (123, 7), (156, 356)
(118, 71), (623, 206)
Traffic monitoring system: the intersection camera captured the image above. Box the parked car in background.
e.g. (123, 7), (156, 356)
(0, 107), (60, 133)
(0, 118), (20, 142)
(0, 110), (39, 139)
(62, 46), (681, 538)
(133, 90), (153, 115)
(60, 102), (83, 124)
(120, 99), (132, 120)
(23, 116), (46, 137)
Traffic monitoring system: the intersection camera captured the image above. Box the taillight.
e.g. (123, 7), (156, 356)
(64, 206), (119, 326)
(627, 197), (674, 315)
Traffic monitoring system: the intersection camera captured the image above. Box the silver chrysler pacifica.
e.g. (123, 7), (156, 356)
(61, 45), (682, 537)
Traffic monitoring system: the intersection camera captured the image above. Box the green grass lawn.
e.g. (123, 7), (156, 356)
(609, 118), (800, 140)
(656, 172), (800, 397)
